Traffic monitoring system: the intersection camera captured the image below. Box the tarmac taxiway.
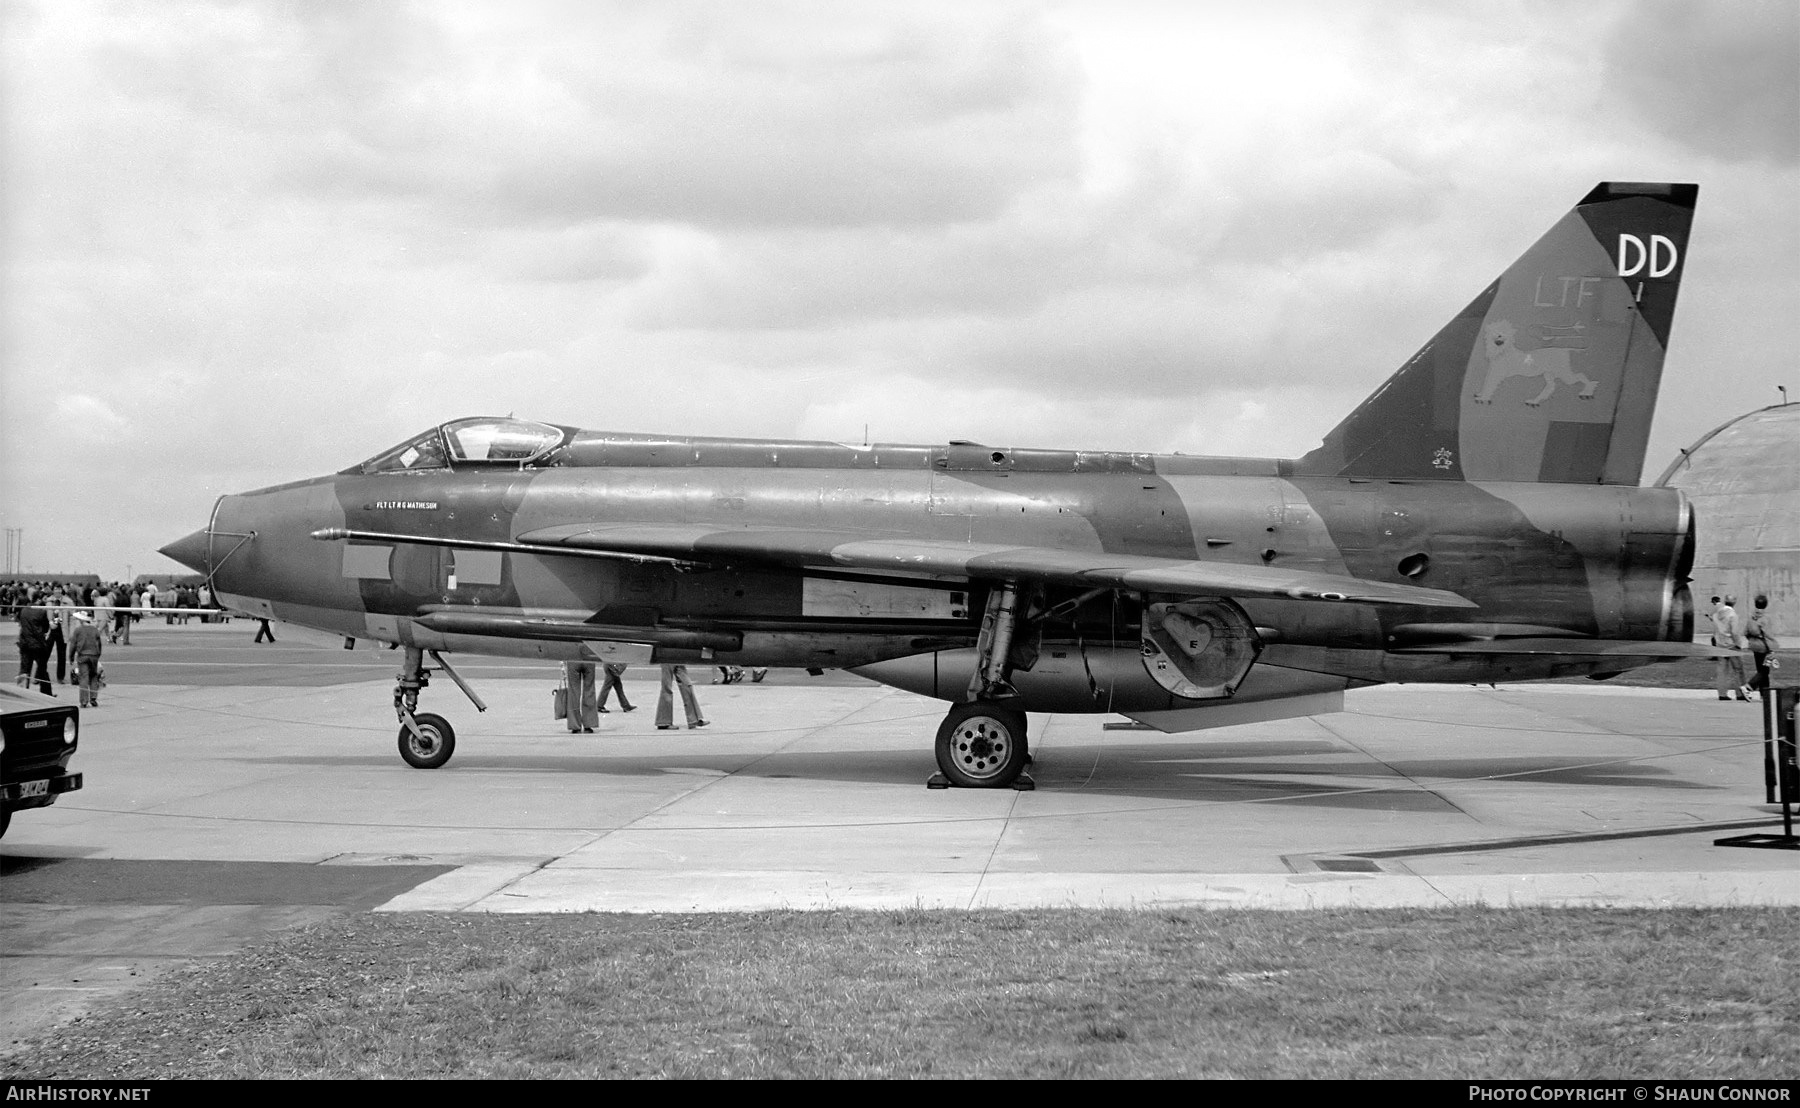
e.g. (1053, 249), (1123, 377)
(3, 620), (1796, 1047)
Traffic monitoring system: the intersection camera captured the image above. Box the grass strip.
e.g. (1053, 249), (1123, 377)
(5, 907), (1797, 1079)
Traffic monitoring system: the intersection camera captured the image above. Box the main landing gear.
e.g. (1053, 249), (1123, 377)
(934, 702), (1030, 789)
(930, 581), (1036, 790)
(393, 646), (487, 769)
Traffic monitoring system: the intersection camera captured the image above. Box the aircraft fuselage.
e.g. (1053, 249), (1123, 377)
(160, 182), (1708, 783)
(197, 432), (1694, 707)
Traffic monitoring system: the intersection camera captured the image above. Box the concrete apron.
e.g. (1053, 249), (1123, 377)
(5, 673), (1796, 1047)
(6, 673), (1795, 911)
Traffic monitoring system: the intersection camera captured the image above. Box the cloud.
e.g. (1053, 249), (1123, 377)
(219, 2), (1086, 234)
(791, 372), (1349, 458)
(1602, 0), (1799, 166)
(52, 394), (128, 437)
(2, 0), (1797, 581)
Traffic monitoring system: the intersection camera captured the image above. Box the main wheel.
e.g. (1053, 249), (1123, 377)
(935, 702), (1028, 788)
(397, 712), (456, 769)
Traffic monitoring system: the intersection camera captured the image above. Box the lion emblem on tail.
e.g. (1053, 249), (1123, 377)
(1472, 319), (1598, 406)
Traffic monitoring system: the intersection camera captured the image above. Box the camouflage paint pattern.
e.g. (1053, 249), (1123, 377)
(166, 184), (1709, 731)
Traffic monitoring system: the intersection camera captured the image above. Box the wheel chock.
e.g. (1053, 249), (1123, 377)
(927, 771), (1033, 790)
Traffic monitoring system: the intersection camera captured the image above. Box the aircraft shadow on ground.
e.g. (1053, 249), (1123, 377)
(232, 731), (1711, 811)
(0, 856), (450, 908)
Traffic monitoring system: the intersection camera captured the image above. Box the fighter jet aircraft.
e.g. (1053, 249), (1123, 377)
(162, 182), (1715, 788)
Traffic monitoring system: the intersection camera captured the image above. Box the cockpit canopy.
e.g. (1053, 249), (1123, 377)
(351, 418), (568, 474)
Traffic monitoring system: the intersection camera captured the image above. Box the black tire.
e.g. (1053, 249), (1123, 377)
(397, 712), (456, 769)
(934, 702), (1028, 788)
(0, 807), (10, 840)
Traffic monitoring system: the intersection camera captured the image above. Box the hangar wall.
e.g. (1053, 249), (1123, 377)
(1655, 403), (1800, 638)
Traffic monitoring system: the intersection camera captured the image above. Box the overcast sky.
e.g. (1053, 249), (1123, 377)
(3, 0), (1796, 582)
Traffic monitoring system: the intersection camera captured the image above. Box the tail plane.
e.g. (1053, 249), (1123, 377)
(1296, 182), (1697, 485)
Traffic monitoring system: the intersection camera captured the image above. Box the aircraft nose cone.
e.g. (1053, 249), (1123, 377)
(159, 529), (212, 575)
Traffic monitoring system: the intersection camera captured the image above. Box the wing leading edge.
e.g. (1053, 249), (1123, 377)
(314, 523), (1472, 607)
(314, 523), (1473, 608)
(508, 522), (1477, 609)
(1389, 638), (1733, 659)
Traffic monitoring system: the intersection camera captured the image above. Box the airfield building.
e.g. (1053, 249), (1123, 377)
(1655, 402), (1799, 638)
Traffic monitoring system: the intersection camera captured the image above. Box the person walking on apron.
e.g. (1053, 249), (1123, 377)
(598, 662), (635, 713)
(655, 664), (706, 730)
(563, 661), (600, 733)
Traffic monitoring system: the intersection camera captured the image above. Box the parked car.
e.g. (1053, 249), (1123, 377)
(0, 683), (82, 837)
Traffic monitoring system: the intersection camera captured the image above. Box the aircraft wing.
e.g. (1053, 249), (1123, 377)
(1388, 638), (1736, 658)
(509, 522), (1477, 609)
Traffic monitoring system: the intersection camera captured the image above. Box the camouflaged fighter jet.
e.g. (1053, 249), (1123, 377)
(161, 182), (1718, 787)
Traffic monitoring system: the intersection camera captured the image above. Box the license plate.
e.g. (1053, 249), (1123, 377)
(18, 779), (48, 798)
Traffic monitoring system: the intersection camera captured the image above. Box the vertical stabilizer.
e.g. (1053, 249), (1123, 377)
(1295, 182), (1697, 484)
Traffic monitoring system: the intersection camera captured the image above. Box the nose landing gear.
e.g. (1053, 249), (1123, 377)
(393, 645), (487, 769)
(398, 711), (456, 769)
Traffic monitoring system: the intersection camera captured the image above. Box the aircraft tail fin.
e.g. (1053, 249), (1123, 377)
(1293, 182), (1697, 485)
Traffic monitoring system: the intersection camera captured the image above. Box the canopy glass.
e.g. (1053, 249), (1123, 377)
(351, 418), (566, 474)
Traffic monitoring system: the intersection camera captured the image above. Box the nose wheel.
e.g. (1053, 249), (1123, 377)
(934, 702), (1030, 789)
(397, 712), (456, 769)
(391, 645), (485, 769)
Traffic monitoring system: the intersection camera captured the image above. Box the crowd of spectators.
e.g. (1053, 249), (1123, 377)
(2, 580), (220, 620)
(13, 580), (233, 694)
(4, 581), (110, 616)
